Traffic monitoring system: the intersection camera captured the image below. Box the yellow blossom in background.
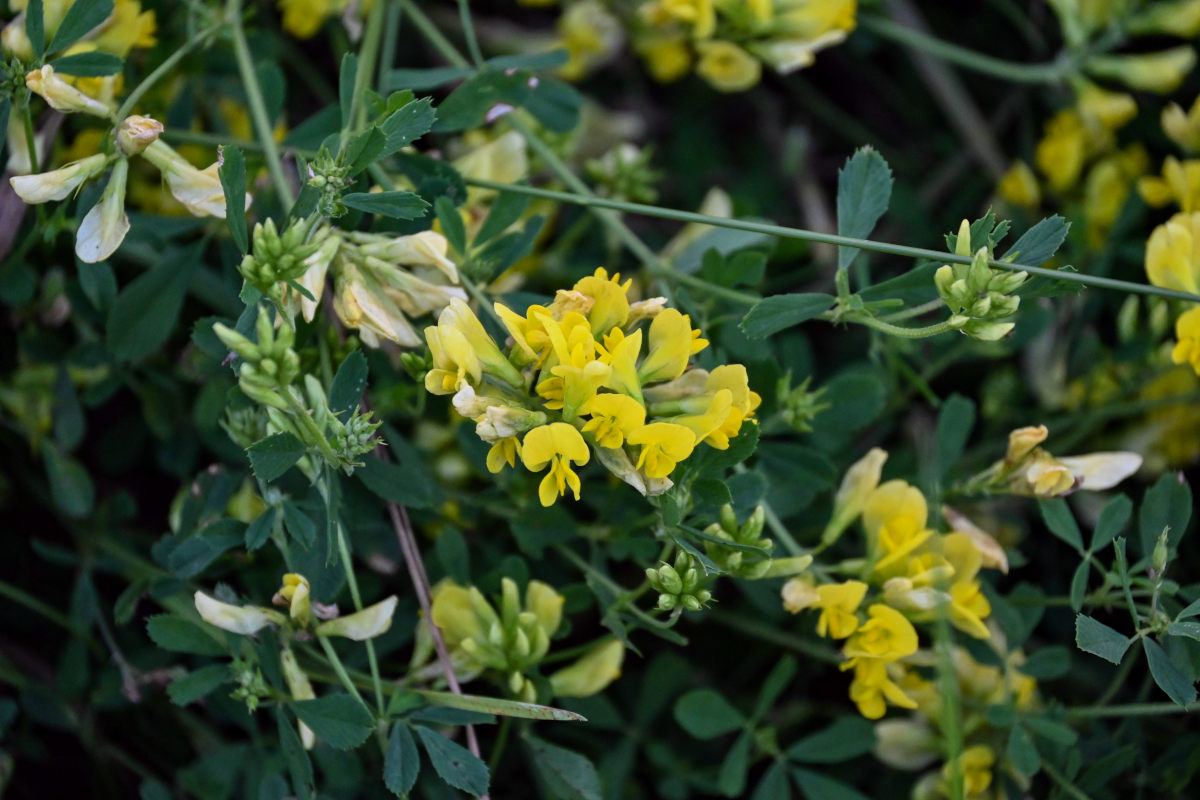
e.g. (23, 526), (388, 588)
(846, 657), (918, 720)
(1172, 307), (1200, 375)
(863, 480), (933, 576)
(549, 639), (625, 697)
(941, 745), (995, 798)
(557, 1), (625, 81)
(1138, 156), (1200, 212)
(1035, 110), (1091, 193)
(1145, 211), (1200, 294)
(1086, 46), (1197, 94)
(636, 34), (693, 82)
(942, 534), (991, 639)
(997, 160), (1040, 208)
(695, 40), (761, 92)
(522, 423), (591, 506)
(1163, 95), (1200, 153)
(844, 604), (919, 662)
(487, 436), (523, 473)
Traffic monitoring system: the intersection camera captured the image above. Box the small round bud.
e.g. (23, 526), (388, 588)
(116, 115), (164, 156)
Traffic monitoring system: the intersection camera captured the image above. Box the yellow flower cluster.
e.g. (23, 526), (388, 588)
(875, 643), (1038, 800)
(782, 449), (1004, 719)
(422, 268), (760, 506)
(1145, 211), (1200, 377)
(1000, 82), (1146, 249)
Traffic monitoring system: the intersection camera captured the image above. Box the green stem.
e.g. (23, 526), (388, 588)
(488, 715), (512, 771)
(350, 0), (387, 134)
(227, 0), (294, 207)
(847, 315), (957, 339)
(1066, 700), (1200, 719)
(457, 0), (485, 66)
(0, 578), (77, 634)
(707, 610), (841, 664)
(398, 0), (470, 67)
(317, 636), (372, 713)
(859, 15), (1073, 83)
(463, 179), (1200, 305)
(1041, 760), (1093, 800)
(21, 105), (39, 172)
(379, 1), (403, 88)
(113, 21), (225, 123)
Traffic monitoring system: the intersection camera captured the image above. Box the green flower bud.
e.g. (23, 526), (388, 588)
(657, 593), (678, 610)
(1153, 530), (1170, 573)
(657, 564), (683, 595)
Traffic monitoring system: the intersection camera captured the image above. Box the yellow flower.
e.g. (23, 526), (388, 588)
(942, 745), (995, 798)
(846, 658), (918, 719)
(194, 591), (281, 635)
(430, 582), (491, 647)
(522, 423), (591, 506)
(695, 41), (762, 93)
(549, 639), (625, 698)
(1086, 47), (1197, 94)
(337, 261), (423, 347)
(280, 647), (317, 748)
(776, 0), (858, 38)
(862, 480), (934, 575)
(141, 140), (243, 218)
(557, 1), (624, 81)
(1020, 451), (1076, 496)
(91, 0), (157, 55)
(636, 34), (692, 83)
(598, 327), (645, 402)
(486, 436), (522, 473)
(314, 596), (398, 641)
(638, 308), (707, 385)
(660, 0), (715, 37)
(574, 267), (632, 335)
(1145, 211), (1200, 294)
(1173, 306), (1200, 375)
(278, 0), (345, 39)
(627, 422), (696, 479)
(580, 393), (646, 449)
(115, 114), (163, 156)
(672, 388), (733, 446)
(1164, 95), (1200, 154)
(1035, 109), (1090, 193)
(843, 603), (919, 663)
(1138, 156), (1200, 212)
(8, 153), (109, 204)
(75, 158), (131, 264)
(1075, 81), (1137, 131)
(997, 160), (1041, 208)
(814, 580), (868, 639)
(942, 533), (991, 640)
(824, 447), (888, 544)
(1006, 425), (1048, 463)
(275, 573), (312, 625)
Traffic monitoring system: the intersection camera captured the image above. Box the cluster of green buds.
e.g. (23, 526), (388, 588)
(646, 552), (712, 611)
(306, 150), (354, 218)
(584, 144), (662, 204)
(776, 373), (830, 433)
(214, 308), (381, 474)
(228, 657), (271, 713)
(195, 574), (398, 748)
(704, 504), (774, 578)
(430, 578), (564, 702)
(238, 216), (338, 305)
(934, 219), (1028, 341)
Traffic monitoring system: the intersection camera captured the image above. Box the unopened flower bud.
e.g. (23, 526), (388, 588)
(1153, 530), (1170, 573)
(549, 639), (624, 698)
(9, 153), (109, 204)
(116, 115), (164, 155)
(26, 65), (112, 117)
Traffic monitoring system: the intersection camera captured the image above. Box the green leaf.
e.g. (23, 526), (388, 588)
(673, 689), (745, 739)
(936, 394), (975, 478)
(1007, 724), (1041, 777)
(47, 0), (113, 54)
(168, 664), (230, 706)
(692, 478), (732, 509)
(339, 53), (357, 129)
(412, 689), (586, 722)
(435, 196), (467, 255)
(1176, 597), (1200, 620)
(719, 730), (753, 797)
(52, 367), (84, 451)
(1075, 614), (1131, 664)
(146, 615), (227, 656)
(247, 432), (306, 483)
(342, 191), (429, 219)
(113, 579), (146, 625)
(106, 254), (197, 362)
(1069, 560), (1090, 612)
(1092, 494), (1132, 551)
(43, 442), (94, 518)
(1139, 473), (1191, 556)
(1023, 716), (1077, 746)
(330, 349), (369, 418)
(282, 501), (317, 550)
(1143, 637), (1198, 706)
(275, 707), (315, 800)
(525, 735), (602, 800)
(380, 97), (437, 156)
(415, 724), (490, 796)
(790, 768), (871, 800)
(475, 188), (531, 245)
(167, 522), (243, 577)
(245, 507), (278, 551)
(680, 523), (770, 557)
(436, 527), (470, 584)
(1018, 645), (1071, 679)
(50, 51), (123, 76)
(836, 146), (893, 271)
(487, 50), (570, 70)
(343, 126), (386, 175)
(1039, 499), (1083, 551)
(668, 530), (725, 576)
(752, 761), (791, 800)
(387, 66), (475, 91)
(740, 293), (835, 339)
(753, 657), (797, 720)
(293, 694), (375, 750)
(384, 723), (420, 797)
(435, 69), (528, 131)
(474, 215), (545, 279)
(786, 716), (876, 763)
(219, 146), (248, 253)
(27, 1), (46, 62)
(1167, 621), (1200, 641)
(357, 433), (438, 509)
(1002, 215), (1070, 266)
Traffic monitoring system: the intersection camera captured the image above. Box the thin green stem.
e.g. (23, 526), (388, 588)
(317, 636), (372, 713)
(847, 316), (957, 339)
(227, 0), (294, 207)
(379, 1), (403, 89)
(488, 716), (512, 771)
(1066, 700), (1200, 719)
(457, 0), (485, 66)
(398, 0), (470, 67)
(0, 578), (77, 634)
(859, 15), (1073, 84)
(350, 0), (387, 134)
(1042, 760), (1094, 800)
(21, 106), (39, 172)
(464, 179), (1200, 305)
(113, 21), (225, 123)
(707, 610), (841, 664)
